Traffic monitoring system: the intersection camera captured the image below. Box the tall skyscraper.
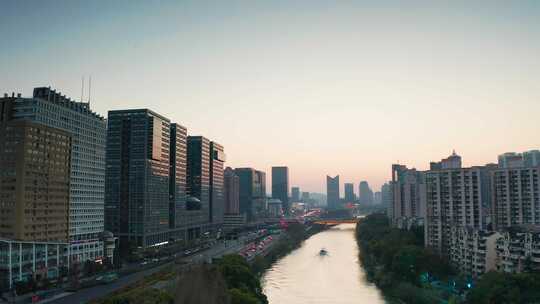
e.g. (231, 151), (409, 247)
(344, 183), (355, 202)
(210, 141), (226, 226)
(492, 167), (540, 230)
(1, 88), (107, 262)
(255, 170), (267, 214)
(0, 119), (71, 242)
(169, 123), (187, 241)
(326, 175), (340, 209)
(272, 167), (290, 214)
(224, 167), (240, 214)
(187, 136), (212, 230)
(390, 165), (426, 227)
(291, 187), (301, 202)
(105, 109), (171, 250)
(381, 182), (392, 215)
(359, 181), (373, 205)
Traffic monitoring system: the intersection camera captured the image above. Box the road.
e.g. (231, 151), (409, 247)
(47, 238), (248, 304)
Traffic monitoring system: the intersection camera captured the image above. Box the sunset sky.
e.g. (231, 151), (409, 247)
(2, 1), (540, 193)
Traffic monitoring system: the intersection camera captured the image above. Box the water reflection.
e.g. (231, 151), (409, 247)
(262, 224), (385, 304)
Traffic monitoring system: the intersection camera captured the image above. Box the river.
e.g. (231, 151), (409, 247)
(261, 224), (386, 304)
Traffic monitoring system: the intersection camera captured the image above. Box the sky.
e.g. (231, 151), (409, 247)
(2, 1), (540, 193)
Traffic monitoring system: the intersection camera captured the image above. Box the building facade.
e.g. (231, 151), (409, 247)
(492, 167), (540, 230)
(1, 88), (107, 262)
(272, 167), (289, 214)
(425, 165), (491, 255)
(209, 141), (225, 227)
(0, 120), (71, 243)
(105, 109), (171, 250)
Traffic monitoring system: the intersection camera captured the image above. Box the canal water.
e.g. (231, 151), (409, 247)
(262, 224), (386, 304)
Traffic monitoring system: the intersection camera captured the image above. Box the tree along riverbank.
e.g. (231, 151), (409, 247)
(355, 214), (540, 304)
(355, 214), (457, 304)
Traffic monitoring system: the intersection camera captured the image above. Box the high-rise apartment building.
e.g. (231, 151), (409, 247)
(1, 88), (107, 262)
(498, 150), (540, 168)
(359, 181), (373, 205)
(491, 167), (540, 230)
(390, 165), (426, 227)
(291, 187), (300, 202)
(326, 175), (340, 209)
(272, 167), (289, 214)
(105, 109), (171, 250)
(425, 164), (491, 255)
(224, 167), (240, 214)
(0, 119), (71, 242)
(344, 183), (355, 202)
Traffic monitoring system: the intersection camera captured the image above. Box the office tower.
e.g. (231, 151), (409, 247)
(359, 181), (373, 205)
(492, 167), (540, 230)
(234, 168), (265, 221)
(425, 165), (491, 256)
(169, 123), (187, 241)
(105, 109), (171, 250)
(344, 183), (355, 202)
(224, 167), (240, 214)
(292, 187), (301, 202)
(0, 119), (71, 242)
(254, 170), (267, 215)
(1, 87), (107, 262)
(210, 141), (225, 226)
(326, 175), (340, 209)
(301, 191), (310, 202)
(272, 167), (290, 214)
(390, 165), (426, 227)
(186, 136), (212, 229)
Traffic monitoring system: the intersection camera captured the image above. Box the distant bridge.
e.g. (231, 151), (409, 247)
(313, 219), (360, 225)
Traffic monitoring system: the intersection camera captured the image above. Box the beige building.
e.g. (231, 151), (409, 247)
(0, 120), (71, 242)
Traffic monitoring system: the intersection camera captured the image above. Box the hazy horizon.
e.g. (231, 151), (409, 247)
(2, 1), (539, 193)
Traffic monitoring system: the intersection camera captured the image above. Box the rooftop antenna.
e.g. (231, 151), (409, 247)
(88, 76), (92, 106)
(81, 76), (85, 102)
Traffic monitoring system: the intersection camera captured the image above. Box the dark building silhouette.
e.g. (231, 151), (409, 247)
(326, 175), (340, 209)
(234, 168), (266, 221)
(359, 181), (373, 205)
(169, 123), (188, 241)
(291, 187), (300, 202)
(272, 167), (289, 214)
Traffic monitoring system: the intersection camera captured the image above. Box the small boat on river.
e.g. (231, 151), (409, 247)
(319, 248), (328, 256)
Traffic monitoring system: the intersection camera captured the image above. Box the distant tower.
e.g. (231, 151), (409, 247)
(326, 175), (340, 209)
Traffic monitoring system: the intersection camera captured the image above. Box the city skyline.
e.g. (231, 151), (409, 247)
(2, 1), (540, 192)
